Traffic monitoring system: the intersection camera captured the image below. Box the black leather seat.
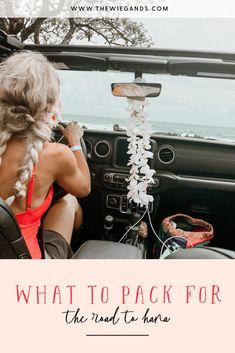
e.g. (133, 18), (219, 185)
(73, 240), (145, 259)
(1, 197), (234, 259)
(0, 198), (31, 259)
(0, 198), (144, 259)
(165, 247), (235, 259)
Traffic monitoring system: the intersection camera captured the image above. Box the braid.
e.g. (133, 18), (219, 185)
(14, 120), (51, 199)
(14, 136), (43, 198)
(0, 50), (60, 202)
(0, 130), (12, 167)
(0, 130), (12, 156)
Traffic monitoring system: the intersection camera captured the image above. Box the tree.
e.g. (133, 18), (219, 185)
(0, 18), (153, 47)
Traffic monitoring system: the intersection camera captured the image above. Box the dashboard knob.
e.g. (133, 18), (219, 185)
(109, 197), (118, 207)
(104, 215), (114, 229)
(103, 173), (112, 182)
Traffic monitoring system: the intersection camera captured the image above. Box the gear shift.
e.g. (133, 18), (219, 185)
(126, 212), (142, 244)
(104, 215), (114, 240)
(125, 212), (148, 245)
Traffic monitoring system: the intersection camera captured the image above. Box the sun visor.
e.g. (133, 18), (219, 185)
(46, 53), (107, 71)
(168, 60), (235, 79)
(108, 56), (168, 74)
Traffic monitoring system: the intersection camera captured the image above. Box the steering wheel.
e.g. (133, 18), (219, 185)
(52, 122), (87, 201)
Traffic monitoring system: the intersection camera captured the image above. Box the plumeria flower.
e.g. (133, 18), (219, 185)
(145, 151), (154, 158)
(130, 165), (139, 174)
(43, 105), (62, 129)
(126, 96), (156, 207)
(127, 154), (140, 166)
(140, 165), (150, 174)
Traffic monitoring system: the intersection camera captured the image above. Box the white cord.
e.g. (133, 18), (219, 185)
(160, 235), (194, 258)
(119, 205), (172, 253)
(147, 208), (172, 252)
(118, 204), (194, 259)
(148, 208), (196, 258)
(57, 135), (64, 143)
(119, 209), (147, 243)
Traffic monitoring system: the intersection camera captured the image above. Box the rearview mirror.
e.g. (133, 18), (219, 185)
(111, 82), (162, 99)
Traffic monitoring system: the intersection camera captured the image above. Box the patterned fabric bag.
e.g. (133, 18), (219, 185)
(157, 214), (214, 258)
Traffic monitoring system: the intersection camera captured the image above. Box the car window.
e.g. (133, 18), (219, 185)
(58, 70), (235, 142)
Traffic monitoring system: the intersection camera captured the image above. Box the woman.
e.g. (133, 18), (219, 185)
(0, 50), (91, 259)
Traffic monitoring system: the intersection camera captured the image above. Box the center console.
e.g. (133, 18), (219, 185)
(80, 132), (160, 251)
(102, 169), (160, 214)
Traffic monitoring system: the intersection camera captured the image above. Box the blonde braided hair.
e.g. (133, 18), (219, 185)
(0, 50), (60, 202)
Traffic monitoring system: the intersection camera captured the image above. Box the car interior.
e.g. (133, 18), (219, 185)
(0, 30), (235, 259)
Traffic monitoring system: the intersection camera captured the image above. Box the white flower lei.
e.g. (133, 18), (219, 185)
(126, 97), (155, 208)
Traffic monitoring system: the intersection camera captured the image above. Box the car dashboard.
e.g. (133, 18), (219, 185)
(83, 129), (235, 192)
(53, 128), (235, 254)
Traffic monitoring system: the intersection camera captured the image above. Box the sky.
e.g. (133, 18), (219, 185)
(76, 18), (235, 51)
(60, 18), (235, 132)
(139, 18), (235, 52)
(73, 18), (235, 52)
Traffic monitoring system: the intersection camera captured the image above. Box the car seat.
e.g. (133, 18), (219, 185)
(0, 197), (145, 259)
(0, 198), (31, 259)
(165, 246), (235, 259)
(73, 239), (145, 259)
(0, 197), (234, 259)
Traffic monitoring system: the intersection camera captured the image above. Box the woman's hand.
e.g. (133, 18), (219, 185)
(58, 122), (84, 147)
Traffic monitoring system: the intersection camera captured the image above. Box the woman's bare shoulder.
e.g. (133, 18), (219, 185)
(43, 141), (71, 157)
(41, 142), (75, 170)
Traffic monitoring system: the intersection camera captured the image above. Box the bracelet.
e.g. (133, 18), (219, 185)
(70, 145), (82, 152)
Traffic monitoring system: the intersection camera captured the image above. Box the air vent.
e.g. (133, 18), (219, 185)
(158, 146), (175, 164)
(94, 140), (111, 158)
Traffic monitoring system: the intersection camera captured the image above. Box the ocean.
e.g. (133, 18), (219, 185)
(63, 114), (235, 143)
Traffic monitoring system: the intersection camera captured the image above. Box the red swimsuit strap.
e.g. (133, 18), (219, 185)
(26, 165), (37, 211)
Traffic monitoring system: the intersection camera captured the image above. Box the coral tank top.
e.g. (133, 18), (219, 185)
(15, 165), (53, 259)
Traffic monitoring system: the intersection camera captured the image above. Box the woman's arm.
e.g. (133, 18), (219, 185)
(53, 123), (91, 197)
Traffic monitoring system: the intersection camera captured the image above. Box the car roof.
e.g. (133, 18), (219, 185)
(24, 45), (235, 79)
(1, 31), (235, 79)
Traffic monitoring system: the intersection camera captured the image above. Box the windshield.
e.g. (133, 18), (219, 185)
(58, 70), (235, 142)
